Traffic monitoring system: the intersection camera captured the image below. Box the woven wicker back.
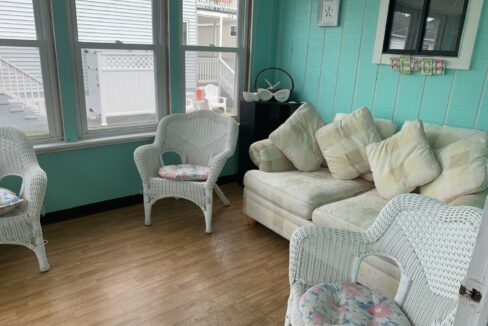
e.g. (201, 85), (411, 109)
(0, 127), (37, 178)
(155, 110), (237, 166)
(365, 194), (482, 325)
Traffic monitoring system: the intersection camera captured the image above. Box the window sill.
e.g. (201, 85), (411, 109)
(34, 132), (155, 155)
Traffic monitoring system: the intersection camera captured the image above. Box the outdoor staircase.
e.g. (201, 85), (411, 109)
(0, 92), (41, 124)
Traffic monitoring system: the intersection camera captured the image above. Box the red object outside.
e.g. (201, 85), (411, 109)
(196, 88), (204, 100)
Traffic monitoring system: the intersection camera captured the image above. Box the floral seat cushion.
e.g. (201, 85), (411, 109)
(299, 282), (411, 326)
(158, 164), (209, 181)
(0, 188), (23, 215)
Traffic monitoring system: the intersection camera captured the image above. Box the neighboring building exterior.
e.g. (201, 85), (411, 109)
(0, 0), (238, 130)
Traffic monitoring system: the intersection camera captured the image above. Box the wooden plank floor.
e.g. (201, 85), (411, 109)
(0, 183), (290, 326)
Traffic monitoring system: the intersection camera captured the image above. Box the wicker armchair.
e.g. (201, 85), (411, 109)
(286, 194), (482, 326)
(134, 110), (238, 233)
(0, 127), (49, 272)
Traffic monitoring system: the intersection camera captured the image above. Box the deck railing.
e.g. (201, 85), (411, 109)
(196, 0), (238, 13)
(197, 57), (235, 97)
(0, 57), (45, 117)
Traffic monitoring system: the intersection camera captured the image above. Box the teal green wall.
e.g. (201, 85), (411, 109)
(272, 0), (488, 130)
(0, 1), (240, 213)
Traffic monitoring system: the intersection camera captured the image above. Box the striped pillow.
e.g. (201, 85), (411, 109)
(270, 103), (325, 172)
(366, 120), (441, 200)
(315, 107), (382, 180)
(249, 139), (295, 172)
(420, 134), (488, 202)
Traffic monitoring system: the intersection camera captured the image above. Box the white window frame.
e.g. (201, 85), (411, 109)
(0, 0), (62, 144)
(373, 0), (485, 70)
(183, 20), (189, 45)
(68, 0), (168, 139)
(181, 0), (249, 117)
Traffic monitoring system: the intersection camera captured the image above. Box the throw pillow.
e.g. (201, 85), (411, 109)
(269, 102), (325, 171)
(334, 113), (396, 139)
(420, 134), (488, 202)
(366, 120), (441, 200)
(0, 188), (23, 215)
(315, 107), (382, 179)
(249, 139), (295, 172)
(334, 113), (397, 182)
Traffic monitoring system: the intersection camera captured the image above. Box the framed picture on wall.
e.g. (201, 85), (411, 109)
(317, 0), (340, 26)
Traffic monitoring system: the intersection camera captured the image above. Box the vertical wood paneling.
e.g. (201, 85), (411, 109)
(393, 75), (426, 125)
(371, 65), (400, 119)
(332, 0), (366, 115)
(418, 71), (455, 125)
(290, 0), (313, 100)
(352, 0), (381, 110)
(265, 0), (488, 130)
(302, 0), (326, 104)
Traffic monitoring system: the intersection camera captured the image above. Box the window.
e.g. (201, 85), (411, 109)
(70, 0), (167, 138)
(230, 25), (237, 37)
(383, 0), (469, 56)
(0, 0), (61, 142)
(182, 0), (248, 117)
(373, 0), (484, 69)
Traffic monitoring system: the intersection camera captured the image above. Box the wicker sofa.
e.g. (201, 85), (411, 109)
(243, 118), (488, 297)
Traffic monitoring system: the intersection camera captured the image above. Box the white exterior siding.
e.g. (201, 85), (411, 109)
(184, 0), (199, 92)
(75, 0), (152, 44)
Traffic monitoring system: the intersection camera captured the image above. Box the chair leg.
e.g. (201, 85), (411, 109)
(214, 185), (230, 207)
(33, 244), (49, 272)
(204, 190), (213, 233)
(144, 195), (153, 226)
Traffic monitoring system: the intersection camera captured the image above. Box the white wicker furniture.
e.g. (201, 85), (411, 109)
(286, 194), (482, 326)
(134, 110), (238, 233)
(0, 127), (49, 272)
(204, 84), (227, 115)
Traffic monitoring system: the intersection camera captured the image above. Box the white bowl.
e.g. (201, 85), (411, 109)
(242, 91), (258, 102)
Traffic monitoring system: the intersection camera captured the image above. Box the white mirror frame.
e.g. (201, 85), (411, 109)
(373, 0), (485, 70)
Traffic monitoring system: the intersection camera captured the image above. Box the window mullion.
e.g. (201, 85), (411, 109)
(415, 0), (431, 54)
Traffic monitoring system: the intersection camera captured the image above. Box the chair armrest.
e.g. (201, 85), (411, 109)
(249, 139), (296, 172)
(22, 165), (47, 221)
(220, 97), (227, 105)
(289, 225), (366, 286)
(206, 148), (234, 188)
(134, 144), (162, 186)
(449, 189), (488, 209)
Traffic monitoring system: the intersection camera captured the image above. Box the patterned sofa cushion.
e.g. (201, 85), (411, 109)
(424, 123), (487, 149)
(312, 189), (387, 232)
(366, 120), (441, 200)
(249, 139), (296, 172)
(334, 113), (397, 140)
(269, 102), (325, 172)
(243, 169), (374, 220)
(316, 107), (382, 180)
(421, 134), (488, 202)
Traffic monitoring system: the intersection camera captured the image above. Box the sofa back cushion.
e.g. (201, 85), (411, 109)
(424, 123), (486, 149)
(269, 102), (325, 171)
(420, 133), (488, 202)
(316, 107), (382, 180)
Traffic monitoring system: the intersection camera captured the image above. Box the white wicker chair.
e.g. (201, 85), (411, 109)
(286, 194), (483, 326)
(134, 110), (238, 233)
(0, 127), (49, 272)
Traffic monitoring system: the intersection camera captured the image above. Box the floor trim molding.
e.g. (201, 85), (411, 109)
(42, 175), (239, 225)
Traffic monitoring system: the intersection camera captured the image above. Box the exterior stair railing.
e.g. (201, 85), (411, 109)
(0, 57), (45, 117)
